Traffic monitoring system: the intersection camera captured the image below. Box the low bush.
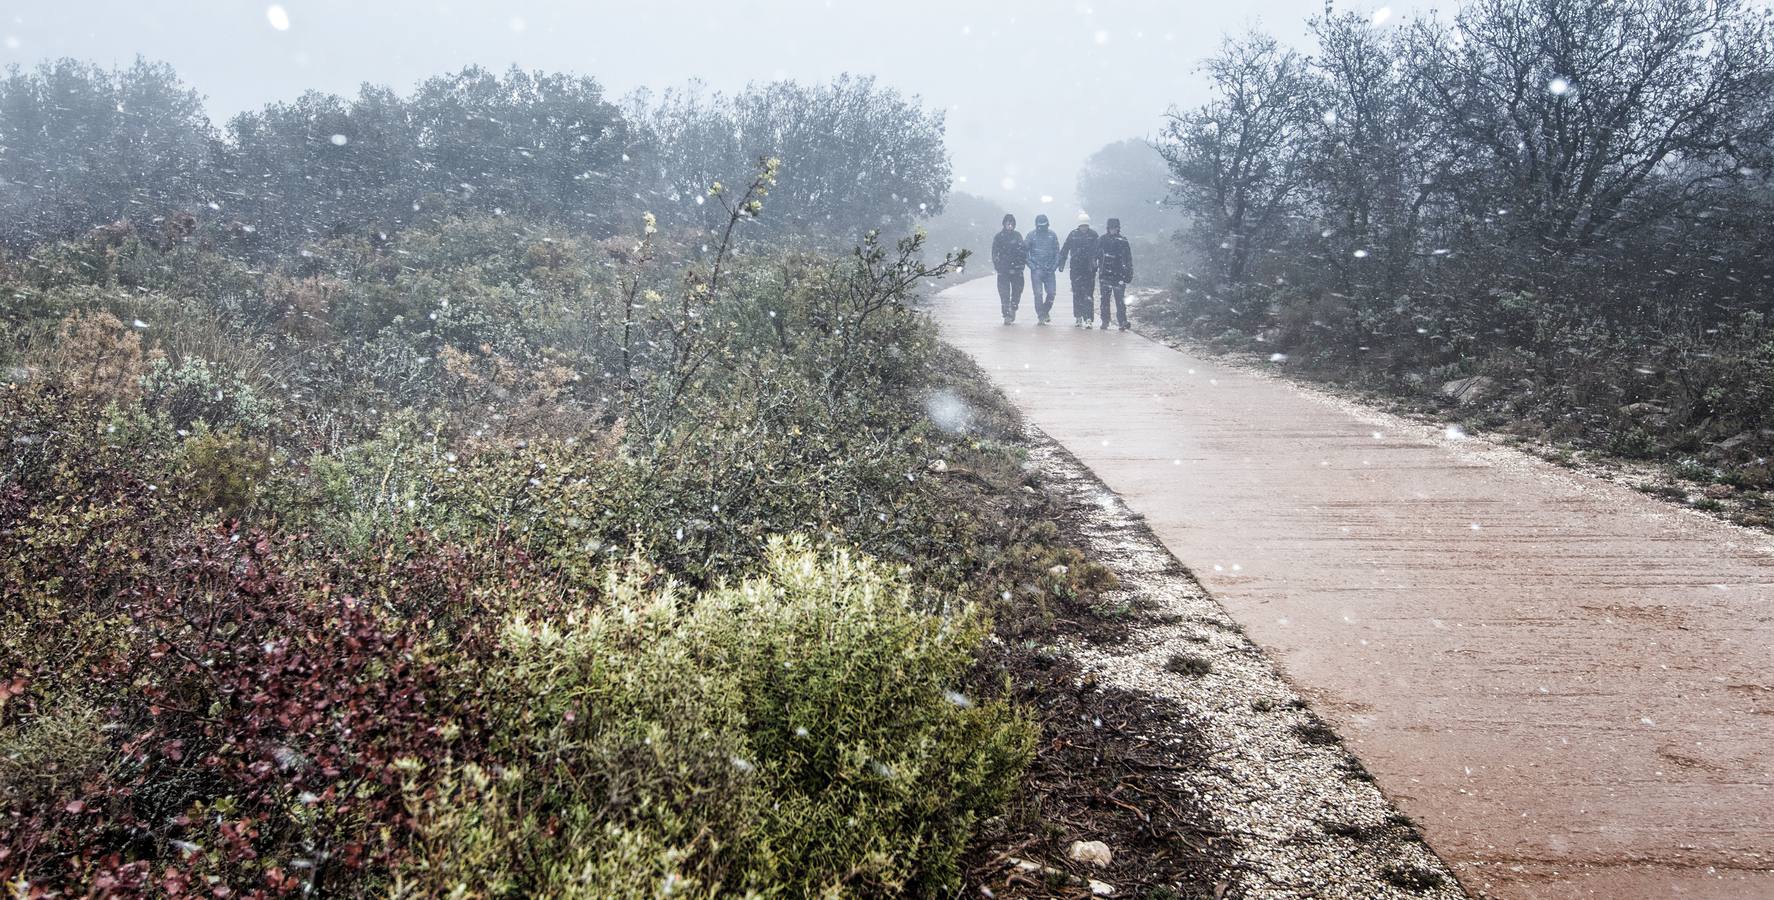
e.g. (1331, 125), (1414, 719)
(396, 539), (1032, 898)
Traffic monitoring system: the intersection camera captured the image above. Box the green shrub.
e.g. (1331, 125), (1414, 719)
(139, 355), (276, 433)
(172, 425), (277, 518)
(396, 538), (1034, 898)
(0, 694), (118, 815)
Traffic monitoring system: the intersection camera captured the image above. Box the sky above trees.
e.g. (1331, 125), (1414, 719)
(0, 0), (1419, 218)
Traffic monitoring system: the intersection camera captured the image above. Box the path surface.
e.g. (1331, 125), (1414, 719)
(931, 278), (1774, 899)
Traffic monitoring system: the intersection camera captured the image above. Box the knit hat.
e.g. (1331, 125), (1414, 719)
(1077, 212), (1091, 222)
(1106, 218), (1122, 231)
(1034, 214), (1050, 227)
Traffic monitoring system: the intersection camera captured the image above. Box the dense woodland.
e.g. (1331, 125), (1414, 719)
(0, 61), (1111, 896)
(1154, 0), (1774, 491)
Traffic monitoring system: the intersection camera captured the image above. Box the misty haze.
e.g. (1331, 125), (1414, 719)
(3, 1), (1772, 898)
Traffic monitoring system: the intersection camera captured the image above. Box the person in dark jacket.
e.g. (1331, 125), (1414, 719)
(1057, 215), (1100, 328)
(1096, 218), (1134, 330)
(1024, 213), (1060, 325)
(990, 214), (1027, 324)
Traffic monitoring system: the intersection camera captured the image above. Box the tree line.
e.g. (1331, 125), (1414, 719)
(0, 59), (950, 253)
(1157, 0), (1774, 475)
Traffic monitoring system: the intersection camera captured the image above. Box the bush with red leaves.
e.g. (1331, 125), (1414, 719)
(1, 398), (523, 895)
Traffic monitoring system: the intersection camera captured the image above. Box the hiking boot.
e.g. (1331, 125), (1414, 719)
(1003, 315), (1014, 325)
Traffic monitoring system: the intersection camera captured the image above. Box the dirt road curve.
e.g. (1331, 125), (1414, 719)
(931, 278), (1774, 898)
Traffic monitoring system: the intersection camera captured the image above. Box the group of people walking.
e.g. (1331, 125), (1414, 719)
(990, 213), (1135, 329)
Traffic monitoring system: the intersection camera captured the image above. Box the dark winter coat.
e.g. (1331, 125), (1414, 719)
(992, 229), (1027, 274)
(1097, 232), (1133, 284)
(1024, 225), (1060, 272)
(1058, 225), (1099, 276)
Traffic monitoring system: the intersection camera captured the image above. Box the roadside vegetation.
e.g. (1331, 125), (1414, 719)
(0, 61), (1116, 897)
(1151, 0), (1774, 523)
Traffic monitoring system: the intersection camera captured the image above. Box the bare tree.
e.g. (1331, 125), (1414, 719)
(1310, 11), (1463, 296)
(1159, 32), (1320, 285)
(1413, 0), (1774, 253)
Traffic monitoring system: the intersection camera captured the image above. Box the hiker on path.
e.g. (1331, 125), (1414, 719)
(1097, 218), (1134, 331)
(1024, 213), (1060, 325)
(1057, 214), (1100, 328)
(991, 214), (1027, 324)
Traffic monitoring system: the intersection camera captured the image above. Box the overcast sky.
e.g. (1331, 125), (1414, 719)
(0, 1), (1409, 215)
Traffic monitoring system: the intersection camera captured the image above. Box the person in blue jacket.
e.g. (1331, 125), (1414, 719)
(1023, 213), (1061, 325)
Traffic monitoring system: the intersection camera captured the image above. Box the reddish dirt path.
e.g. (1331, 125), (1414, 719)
(932, 278), (1774, 898)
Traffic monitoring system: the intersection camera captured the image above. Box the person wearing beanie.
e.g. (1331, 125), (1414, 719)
(1096, 217), (1135, 330)
(1057, 213), (1100, 327)
(990, 213), (1027, 324)
(1024, 213), (1061, 325)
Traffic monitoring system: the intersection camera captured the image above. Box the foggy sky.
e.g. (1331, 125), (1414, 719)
(1, 1), (1394, 217)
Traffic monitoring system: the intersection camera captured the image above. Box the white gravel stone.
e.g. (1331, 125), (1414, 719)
(1068, 839), (1113, 868)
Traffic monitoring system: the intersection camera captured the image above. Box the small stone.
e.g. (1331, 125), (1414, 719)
(1069, 839), (1113, 868)
(1089, 879), (1116, 896)
(1439, 375), (1496, 405)
(1714, 431), (1755, 451)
